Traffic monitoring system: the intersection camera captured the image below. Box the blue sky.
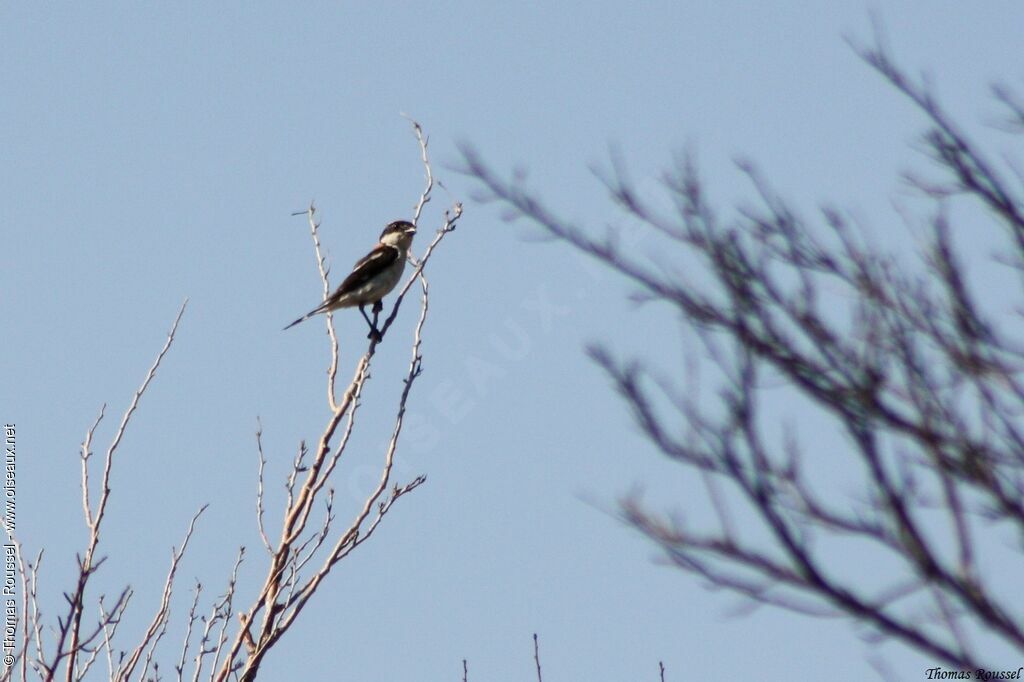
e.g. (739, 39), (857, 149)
(3, 2), (1022, 680)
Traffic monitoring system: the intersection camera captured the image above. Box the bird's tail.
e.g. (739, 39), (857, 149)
(283, 306), (323, 330)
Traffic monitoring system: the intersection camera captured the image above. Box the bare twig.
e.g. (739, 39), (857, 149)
(56, 300), (188, 682)
(119, 505), (208, 680)
(533, 633), (543, 682)
(213, 117), (463, 682)
(403, 114), (434, 226)
(458, 31), (1024, 670)
(255, 419), (273, 556)
(300, 203), (343, 411)
(93, 591), (132, 682)
(175, 582), (203, 682)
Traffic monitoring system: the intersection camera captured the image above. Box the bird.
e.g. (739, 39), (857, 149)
(284, 220), (417, 339)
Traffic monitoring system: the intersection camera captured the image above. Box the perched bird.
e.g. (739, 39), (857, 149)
(284, 220), (417, 339)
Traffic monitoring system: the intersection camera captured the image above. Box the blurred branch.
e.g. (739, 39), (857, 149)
(533, 633), (543, 682)
(458, 33), (1024, 670)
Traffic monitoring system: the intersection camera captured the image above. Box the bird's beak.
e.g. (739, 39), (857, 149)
(405, 226), (417, 235)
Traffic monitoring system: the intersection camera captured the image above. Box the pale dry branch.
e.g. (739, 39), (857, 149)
(93, 301), (188, 534)
(119, 505), (208, 681)
(75, 622), (104, 680)
(58, 300), (188, 682)
(28, 552), (44, 679)
(174, 582), (203, 682)
(94, 592), (132, 682)
(97, 598), (115, 682)
(11, 302), (203, 682)
(298, 203), (343, 412)
(207, 548), (244, 682)
(286, 205), (460, 557)
(0, 537), (35, 682)
(286, 356), (371, 542)
(228, 205), (458, 681)
(284, 441), (308, 513)
(210, 118), (462, 682)
(79, 406), (106, 529)
(404, 115), (434, 227)
(288, 490), (334, 582)
(330, 274), (435, 565)
(254, 421), (273, 556)
(188, 548), (243, 682)
(280, 232), (441, 611)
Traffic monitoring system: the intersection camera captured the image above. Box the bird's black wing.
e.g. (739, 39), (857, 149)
(283, 243), (401, 330)
(328, 243), (401, 301)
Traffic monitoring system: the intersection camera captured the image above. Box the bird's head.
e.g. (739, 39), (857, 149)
(379, 220), (417, 250)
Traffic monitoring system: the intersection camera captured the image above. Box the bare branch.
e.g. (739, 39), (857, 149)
(533, 634), (542, 682)
(175, 582), (203, 682)
(212, 118), (463, 682)
(57, 301), (188, 681)
(458, 33), (1024, 671)
(299, 203), (343, 412)
(254, 420), (273, 556)
(119, 505), (208, 680)
(403, 114), (434, 226)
